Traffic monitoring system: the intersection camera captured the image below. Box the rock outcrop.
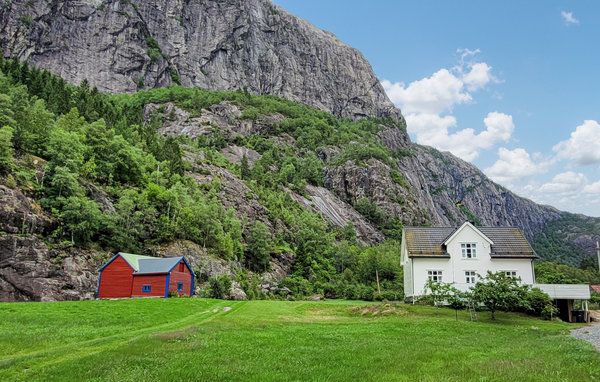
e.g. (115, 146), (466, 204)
(0, 0), (402, 122)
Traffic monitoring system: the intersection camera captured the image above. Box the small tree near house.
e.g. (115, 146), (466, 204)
(472, 271), (527, 320)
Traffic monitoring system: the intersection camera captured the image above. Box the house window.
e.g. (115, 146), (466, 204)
(177, 282), (184, 292)
(428, 270), (443, 282)
(465, 271), (476, 284)
(142, 285), (151, 292)
(503, 271), (517, 279)
(179, 263), (184, 272)
(461, 243), (477, 258)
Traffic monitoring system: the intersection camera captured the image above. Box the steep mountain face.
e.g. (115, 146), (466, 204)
(0, 0), (401, 122)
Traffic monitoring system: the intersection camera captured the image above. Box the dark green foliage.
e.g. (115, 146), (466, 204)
(472, 271), (528, 320)
(0, 126), (14, 173)
(534, 261), (600, 284)
(209, 275), (232, 299)
(0, 57), (411, 301)
(245, 221), (271, 272)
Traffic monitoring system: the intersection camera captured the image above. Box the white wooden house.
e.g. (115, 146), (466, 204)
(401, 222), (537, 298)
(401, 221), (591, 322)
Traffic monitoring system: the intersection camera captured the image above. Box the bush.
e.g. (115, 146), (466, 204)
(524, 287), (556, 319)
(209, 275), (232, 299)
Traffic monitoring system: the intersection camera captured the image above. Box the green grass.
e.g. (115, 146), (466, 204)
(0, 299), (599, 381)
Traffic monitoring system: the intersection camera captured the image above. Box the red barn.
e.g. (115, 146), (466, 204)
(97, 253), (195, 298)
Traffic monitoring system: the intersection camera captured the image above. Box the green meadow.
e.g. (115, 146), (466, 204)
(0, 299), (598, 381)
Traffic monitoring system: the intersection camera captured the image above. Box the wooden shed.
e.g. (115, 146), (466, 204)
(97, 253), (194, 298)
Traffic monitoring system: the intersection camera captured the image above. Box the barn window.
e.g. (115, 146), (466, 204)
(142, 285), (151, 292)
(461, 243), (477, 258)
(177, 283), (184, 291)
(179, 263), (184, 272)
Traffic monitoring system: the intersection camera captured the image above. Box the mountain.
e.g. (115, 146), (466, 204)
(0, 0), (401, 122)
(0, 0), (599, 301)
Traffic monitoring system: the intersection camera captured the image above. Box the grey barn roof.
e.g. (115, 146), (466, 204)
(136, 257), (184, 274)
(403, 226), (537, 258)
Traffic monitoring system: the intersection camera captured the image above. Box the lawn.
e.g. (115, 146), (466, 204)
(0, 299), (599, 381)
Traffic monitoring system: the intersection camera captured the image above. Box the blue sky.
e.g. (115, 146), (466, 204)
(273, 0), (600, 217)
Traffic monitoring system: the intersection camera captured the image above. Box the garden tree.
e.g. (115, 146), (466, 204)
(472, 271), (528, 320)
(245, 220), (271, 272)
(0, 125), (14, 173)
(423, 280), (464, 309)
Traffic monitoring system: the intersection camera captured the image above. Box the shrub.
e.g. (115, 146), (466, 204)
(209, 275), (232, 299)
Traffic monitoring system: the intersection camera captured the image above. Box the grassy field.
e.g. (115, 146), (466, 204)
(0, 299), (599, 381)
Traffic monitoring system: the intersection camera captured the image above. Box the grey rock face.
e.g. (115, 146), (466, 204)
(0, 0), (402, 122)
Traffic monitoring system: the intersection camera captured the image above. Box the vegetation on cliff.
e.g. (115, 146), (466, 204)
(0, 57), (405, 299)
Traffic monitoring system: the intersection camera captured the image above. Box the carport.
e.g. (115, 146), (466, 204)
(533, 284), (591, 323)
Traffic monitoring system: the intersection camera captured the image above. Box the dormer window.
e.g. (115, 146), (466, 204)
(461, 243), (477, 258)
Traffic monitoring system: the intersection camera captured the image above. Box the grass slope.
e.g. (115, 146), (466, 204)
(1, 299), (599, 381)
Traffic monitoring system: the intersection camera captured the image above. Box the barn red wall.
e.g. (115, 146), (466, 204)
(169, 260), (193, 296)
(131, 274), (167, 297)
(98, 256), (134, 298)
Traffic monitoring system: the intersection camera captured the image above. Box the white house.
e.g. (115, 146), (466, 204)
(401, 222), (537, 298)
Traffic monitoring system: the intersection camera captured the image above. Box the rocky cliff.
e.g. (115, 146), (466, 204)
(0, 0), (401, 122)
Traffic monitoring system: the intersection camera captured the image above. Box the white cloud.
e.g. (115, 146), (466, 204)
(553, 120), (600, 165)
(382, 69), (470, 115)
(561, 11), (579, 25)
(538, 171), (588, 194)
(382, 51), (507, 162)
(583, 181), (600, 194)
(485, 147), (547, 184)
(462, 62), (495, 92)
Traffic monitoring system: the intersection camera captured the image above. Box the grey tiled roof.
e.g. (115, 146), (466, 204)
(478, 227), (537, 258)
(135, 257), (183, 274)
(404, 226), (537, 258)
(404, 227), (454, 257)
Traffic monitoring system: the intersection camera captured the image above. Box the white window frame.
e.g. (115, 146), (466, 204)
(503, 271), (517, 279)
(427, 270), (443, 282)
(461, 243), (477, 259)
(465, 271), (476, 284)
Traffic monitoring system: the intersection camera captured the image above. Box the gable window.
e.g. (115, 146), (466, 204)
(465, 271), (476, 284)
(179, 263), (184, 272)
(177, 282), (184, 292)
(461, 243), (477, 258)
(503, 271), (517, 279)
(428, 270), (443, 282)
(142, 285), (151, 293)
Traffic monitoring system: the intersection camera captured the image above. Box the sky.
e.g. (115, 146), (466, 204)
(272, 0), (600, 217)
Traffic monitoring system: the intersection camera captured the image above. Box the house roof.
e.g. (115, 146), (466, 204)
(403, 227), (454, 257)
(118, 253), (155, 272)
(136, 257), (184, 275)
(403, 226), (537, 258)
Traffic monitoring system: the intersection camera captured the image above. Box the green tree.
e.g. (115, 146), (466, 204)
(245, 221), (271, 272)
(209, 275), (232, 299)
(472, 271), (527, 320)
(240, 154), (250, 180)
(60, 196), (103, 244)
(0, 125), (14, 173)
